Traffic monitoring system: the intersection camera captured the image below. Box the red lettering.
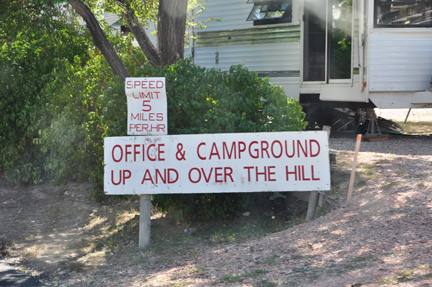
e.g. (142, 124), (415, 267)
(249, 141), (259, 159)
(167, 169), (179, 183)
(147, 144), (156, 161)
(244, 166), (254, 182)
(214, 167), (223, 183)
(311, 165), (320, 180)
(238, 141), (246, 159)
(285, 165), (298, 181)
(224, 167), (234, 182)
(301, 165), (310, 181)
(125, 80), (165, 89)
(284, 140), (295, 158)
(222, 142), (236, 159)
(111, 170), (131, 185)
(155, 169), (166, 184)
(197, 142), (206, 160)
(142, 100), (151, 112)
(255, 166), (267, 181)
(112, 145), (123, 162)
(209, 143), (221, 160)
(141, 170), (154, 184)
(261, 141), (270, 158)
(297, 140), (308, 157)
(125, 144), (132, 161)
(111, 170), (121, 185)
(310, 140), (320, 157)
(271, 140), (283, 158)
(202, 168), (213, 183)
(158, 144), (165, 161)
(188, 168), (201, 183)
(188, 167), (234, 183)
(141, 168), (177, 184)
(133, 144), (140, 161)
(268, 166), (276, 181)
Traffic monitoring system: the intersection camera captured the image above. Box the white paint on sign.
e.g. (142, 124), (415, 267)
(125, 77), (167, 136)
(104, 131), (331, 195)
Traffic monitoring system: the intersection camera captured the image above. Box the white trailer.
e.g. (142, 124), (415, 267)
(191, 0), (432, 130)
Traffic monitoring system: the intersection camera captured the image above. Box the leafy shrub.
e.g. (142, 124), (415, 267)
(0, 2), (91, 184)
(35, 58), (306, 214)
(1, 8), (306, 218)
(134, 60), (307, 220)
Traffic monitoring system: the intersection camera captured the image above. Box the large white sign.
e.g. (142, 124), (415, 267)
(125, 77), (167, 136)
(104, 131), (330, 195)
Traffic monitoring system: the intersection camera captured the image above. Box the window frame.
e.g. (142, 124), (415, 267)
(247, 0), (293, 26)
(374, 0), (432, 28)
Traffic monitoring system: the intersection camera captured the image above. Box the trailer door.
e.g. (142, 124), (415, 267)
(303, 0), (353, 83)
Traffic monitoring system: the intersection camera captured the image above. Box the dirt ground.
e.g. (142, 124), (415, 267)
(1, 108), (431, 286)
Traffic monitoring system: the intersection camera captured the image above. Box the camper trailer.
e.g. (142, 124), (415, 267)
(190, 0), (432, 131)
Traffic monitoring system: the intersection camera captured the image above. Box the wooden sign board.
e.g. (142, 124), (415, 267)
(104, 131), (331, 195)
(125, 77), (167, 136)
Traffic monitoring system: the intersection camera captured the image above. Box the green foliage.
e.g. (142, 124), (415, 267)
(135, 59), (306, 220)
(0, 1), (90, 184)
(0, 0), (145, 190)
(35, 36), (145, 199)
(1, 2), (306, 217)
(136, 60), (306, 135)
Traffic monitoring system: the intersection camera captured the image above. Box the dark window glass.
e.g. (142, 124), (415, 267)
(247, 0), (292, 25)
(375, 0), (432, 27)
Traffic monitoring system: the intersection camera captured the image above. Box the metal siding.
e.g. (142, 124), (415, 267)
(196, 25), (301, 47)
(193, 0), (302, 99)
(195, 1), (253, 31)
(194, 42), (301, 73)
(369, 32), (432, 92)
(195, 0), (302, 32)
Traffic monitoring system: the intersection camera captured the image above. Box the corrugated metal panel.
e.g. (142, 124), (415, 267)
(195, 1), (254, 31)
(195, 0), (302, 32)
(194, 42), (301, 73)
(369, 32), (432, 92)
(193, 0), (302, 98)
(196, 25), (300, 47)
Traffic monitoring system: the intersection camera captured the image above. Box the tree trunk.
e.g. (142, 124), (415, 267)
(68, 0), (130, 82)
(158, 0), (188, 66)
(121, 5), (161, 66)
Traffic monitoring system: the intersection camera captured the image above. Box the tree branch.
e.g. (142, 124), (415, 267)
(117, 0), (161, 66)
(68, 0), (130, 81)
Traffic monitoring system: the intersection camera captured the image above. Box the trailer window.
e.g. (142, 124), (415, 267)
(247, 0), (292, 25)
(375, 0), (432, 27)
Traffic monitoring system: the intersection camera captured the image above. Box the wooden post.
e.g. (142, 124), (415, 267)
(139, 194), (152, 250)
(346, 134), (362, 206)
(306, 191), (319, 220)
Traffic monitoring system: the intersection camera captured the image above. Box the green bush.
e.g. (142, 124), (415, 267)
(37, 58), (306, 215)
(0, 2), (91, 184)
(1, 17), (306, 217)
(133, 60), (307, 220)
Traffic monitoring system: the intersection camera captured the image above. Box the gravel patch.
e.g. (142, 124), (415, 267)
(54, 133), (432, 287)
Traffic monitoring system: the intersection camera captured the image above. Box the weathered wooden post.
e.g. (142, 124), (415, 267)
(346, 134), (362, 206)
(139, 194), (152, 249)
(306, 191), (319, 220)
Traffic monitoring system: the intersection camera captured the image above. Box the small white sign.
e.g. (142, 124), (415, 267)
(104, 131), (331, 195)
(125, 77), (167, 136)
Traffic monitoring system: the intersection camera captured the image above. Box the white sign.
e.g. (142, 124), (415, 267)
(125, 77), (167, 136)
(104, 131), (331, 195)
